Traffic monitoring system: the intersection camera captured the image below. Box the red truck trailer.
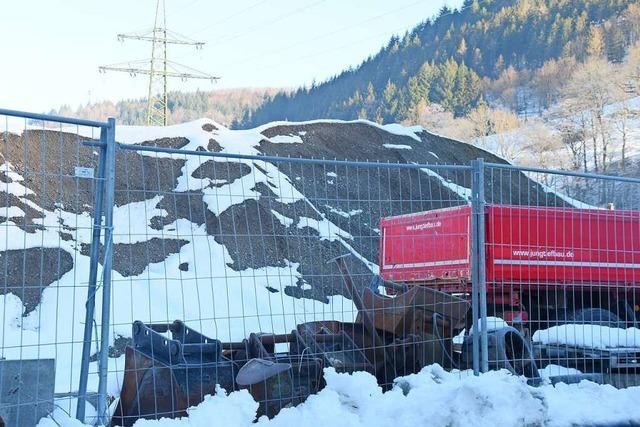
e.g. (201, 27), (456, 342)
(380, 204), (640, 328)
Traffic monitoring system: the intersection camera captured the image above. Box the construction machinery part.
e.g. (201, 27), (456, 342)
(112, 258), (472, 424)
(234, 331), (324, 418)
(110, 321), (238, 427)
(461, 327), (539, 379)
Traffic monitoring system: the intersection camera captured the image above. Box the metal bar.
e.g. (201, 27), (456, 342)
(222, 333), (294, 350)
(331, 255), (387, 357)
(76, 127), (108, 423)
(476, 158), (489, 373)
(116, 142), (472, 171)
(96, 118), (117, 425)
(485, 161), (640, 184)
(82, 140), (107, 148)
(470, 159), (481, 375)
(0, 108), (109, 128)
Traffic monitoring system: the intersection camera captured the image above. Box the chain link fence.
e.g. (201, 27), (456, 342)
(1, 109), (640, 426)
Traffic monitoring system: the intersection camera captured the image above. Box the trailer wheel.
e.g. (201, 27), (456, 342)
(567, 308), (624, 328)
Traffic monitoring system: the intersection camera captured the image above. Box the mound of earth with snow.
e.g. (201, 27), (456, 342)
(0, 118), (569, 397)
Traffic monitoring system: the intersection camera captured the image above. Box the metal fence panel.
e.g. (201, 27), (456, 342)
(101, 139), (482, 425)
(0, 110), (114, 426)
(3, 108), (640, 426)
(481, 162), (640, 386)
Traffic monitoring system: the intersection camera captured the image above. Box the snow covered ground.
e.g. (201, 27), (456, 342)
(473, 96), (640, 171)
(38, 364), (640, 427)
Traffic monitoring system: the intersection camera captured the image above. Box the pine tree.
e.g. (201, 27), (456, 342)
(587, 26), (605, 57)
(432, 59), (459, 110)
(407, 62), (435, 107)
(457, 38), (468, 57)
(381, 80), (399, 121)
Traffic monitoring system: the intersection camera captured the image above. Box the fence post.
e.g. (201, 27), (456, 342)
(477, 159), (488, 373)
(76, 127), (108, 423)
(470, 158), (488, 374)
(96, 117), (117, 425)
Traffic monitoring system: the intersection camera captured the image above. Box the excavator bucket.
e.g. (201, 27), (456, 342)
(226, 332), (324, 418)
(110, 321), (238, 427)
(330, 254), (470, 372)
(358, 285), (469, 337)
(235, 355), (324, 418)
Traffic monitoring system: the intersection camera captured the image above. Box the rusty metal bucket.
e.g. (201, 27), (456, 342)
(110, 321), (238, 426)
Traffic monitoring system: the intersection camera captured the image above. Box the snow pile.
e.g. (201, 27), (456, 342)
(40, 366), (546, 427)
(533, 324), (640, 349)
(538, 364), (582, 379)
(453, 317), (510, 344)
(540, 379), (640, 426)
(39, 364), (640, 427)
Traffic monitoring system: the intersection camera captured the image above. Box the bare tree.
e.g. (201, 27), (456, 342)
(559, 58), (624, 174)
(532, 57), (577, 112)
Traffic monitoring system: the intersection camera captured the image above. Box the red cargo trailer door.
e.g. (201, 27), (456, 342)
(380, 205), (472, 283)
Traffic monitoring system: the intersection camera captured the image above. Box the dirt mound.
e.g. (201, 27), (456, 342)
(0, 120), (567, 314)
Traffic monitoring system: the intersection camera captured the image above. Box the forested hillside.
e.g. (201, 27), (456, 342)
(51, 88), (281, 126)
(238, 0), (640, 127)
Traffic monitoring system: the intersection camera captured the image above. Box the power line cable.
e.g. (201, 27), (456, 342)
(192, 0), (327, 44)
(173, 0), (326, 63)
(187, 0), (270, 37)
(165, 0), (203, 18)
(237, 0), (481, 76)
(219, 0), (436, 70)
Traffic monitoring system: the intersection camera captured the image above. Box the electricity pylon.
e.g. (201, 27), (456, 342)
(99, 0), (219, 126)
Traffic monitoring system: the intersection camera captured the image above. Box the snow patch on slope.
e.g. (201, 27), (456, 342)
(420, 167), (472, 201)
(269, 134), (303, 144)
(325, 205), (363, 218)
(383, 143), (412, 150)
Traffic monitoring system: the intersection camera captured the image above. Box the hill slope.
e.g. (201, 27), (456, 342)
(239, 0), (639, 127)
(52, 87), (281, 127)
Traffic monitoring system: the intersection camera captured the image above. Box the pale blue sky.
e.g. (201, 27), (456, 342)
(1, 0), (462, 112)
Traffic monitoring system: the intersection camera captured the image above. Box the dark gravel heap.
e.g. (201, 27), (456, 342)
(0, 122), (569, 313)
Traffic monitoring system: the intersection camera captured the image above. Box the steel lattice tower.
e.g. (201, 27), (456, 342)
(99, 0), (219, 126)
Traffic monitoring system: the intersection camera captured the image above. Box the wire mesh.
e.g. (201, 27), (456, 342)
(106, 145), (475, 424)
(0, 112), (108, 426)
(4, 109), (640, 426)
(483, 163), (640, 387)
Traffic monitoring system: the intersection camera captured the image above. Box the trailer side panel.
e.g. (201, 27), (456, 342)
(380, 205), (471, 283)
(486, 205), (640, 286)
